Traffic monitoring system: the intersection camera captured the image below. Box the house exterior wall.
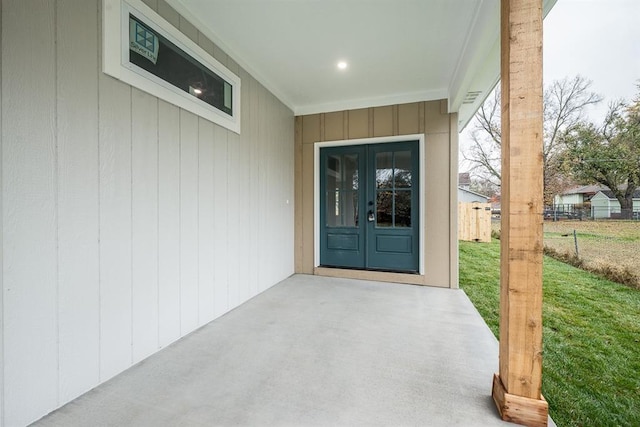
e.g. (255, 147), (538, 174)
(553, 193), (583, 206)
(294, 101), (458, 288)
(0, 1), (294, 425)
(591, 192), (614, 218)
(591, 192), (640, 218)
(458, 188), (489, 203)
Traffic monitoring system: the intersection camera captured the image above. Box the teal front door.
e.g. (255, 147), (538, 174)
(320, 141), (419, 272)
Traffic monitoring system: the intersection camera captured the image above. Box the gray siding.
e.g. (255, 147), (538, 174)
(0, 1), (294, 425)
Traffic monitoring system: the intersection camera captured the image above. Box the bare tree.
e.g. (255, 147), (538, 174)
(463, 75), (602, 204)
(464, 89), (502, 186)
(469, 178), (500, 198)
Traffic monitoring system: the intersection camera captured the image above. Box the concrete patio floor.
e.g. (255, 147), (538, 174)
(32, 274), (549, 426)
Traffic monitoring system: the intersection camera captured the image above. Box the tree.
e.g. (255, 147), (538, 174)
(469, 177), (500, 199)
(560, 91), (640, 218)
(463, 75), (602, 204)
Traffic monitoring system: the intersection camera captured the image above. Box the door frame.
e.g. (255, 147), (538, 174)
(314, 134), (426, 275)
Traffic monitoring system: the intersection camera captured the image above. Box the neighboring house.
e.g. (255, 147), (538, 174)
(553, 184), (604, 206)
(457, 173), (489, 203)
(458, 187), (489, 203)
(458, 172), (472, 191)
(0, 0), (556, 425)
(555, 185), (640, 218)
(590, 190), (640, 218)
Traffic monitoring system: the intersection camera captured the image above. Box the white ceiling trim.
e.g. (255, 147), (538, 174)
(294, 88), (448, 117)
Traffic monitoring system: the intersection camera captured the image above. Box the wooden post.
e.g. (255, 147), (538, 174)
(492, 0), (549, 426)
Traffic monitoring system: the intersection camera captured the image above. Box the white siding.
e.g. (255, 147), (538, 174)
(0, 0), (294, 425)
(212, 124), (229, 317)
(555, 193), (583, 205)
(179, 109), (200, 335)
(590, 192), (613, 218)
(198, 118), (216, 324)
(157, 101), (181, 347)
(3, 3), (58, 424)
(131, 88), (160, 363)
(591, 193), (640, 218)
(56, 0), (101, 403)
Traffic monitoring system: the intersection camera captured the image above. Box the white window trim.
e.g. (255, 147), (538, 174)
(313, 134), (426, 275)
(103, 0), (241, 134)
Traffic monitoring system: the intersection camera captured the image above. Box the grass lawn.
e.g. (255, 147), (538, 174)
(459, 240), (640, 426)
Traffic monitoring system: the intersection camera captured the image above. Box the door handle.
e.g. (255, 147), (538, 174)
(367, 210), (375, 222)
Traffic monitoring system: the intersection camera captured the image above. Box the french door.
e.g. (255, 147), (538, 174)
(319, 141), (419, 272)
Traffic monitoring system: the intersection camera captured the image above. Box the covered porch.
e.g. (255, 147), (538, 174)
(33, 275), (552, 426)
(2, 0), (554, 425)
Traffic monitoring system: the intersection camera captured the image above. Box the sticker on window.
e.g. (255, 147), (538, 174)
(129, 17), (159, 64)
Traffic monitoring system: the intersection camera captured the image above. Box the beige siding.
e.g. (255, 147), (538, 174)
(449, 113), (460, 289)
(348, 108), (369, 139)
(0, 1), (294, 425)
(324, 111), (345, 141)
(398, 102), (422, 135)
(0, 1), (4, 422)
(373, 105), (394, 137)
(424, 131), (452, 285)
(294, 101), (458, 288)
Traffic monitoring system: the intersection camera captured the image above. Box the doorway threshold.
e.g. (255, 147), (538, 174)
(314, 266), (436, 287)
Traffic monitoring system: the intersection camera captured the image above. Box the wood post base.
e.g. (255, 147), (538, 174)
(492, 374), (549, 427)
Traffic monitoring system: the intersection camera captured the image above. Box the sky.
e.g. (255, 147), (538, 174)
(460, 0), (640, 171)
(544, 0), (640, 119)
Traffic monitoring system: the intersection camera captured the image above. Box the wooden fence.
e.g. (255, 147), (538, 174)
(458, 202), (492, 243)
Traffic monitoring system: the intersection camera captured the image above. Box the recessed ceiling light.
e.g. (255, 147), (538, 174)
(189, 86), (203, 96)
(337, 61), (348, 70)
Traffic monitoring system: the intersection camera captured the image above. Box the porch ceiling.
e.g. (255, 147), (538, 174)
(167, 0), (556, 128)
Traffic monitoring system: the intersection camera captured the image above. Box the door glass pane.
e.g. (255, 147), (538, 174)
(325, 190), (358, 227)
(328, 154), (359, 190)
(394, 150), (412, 188)
(376, 191), (393, 227)
(376, 152), (393, 188)
(352, 191), (359, 226)
(325, 152), (359, 227)
(395, 190), (412, 227)
(326, 155), (341, 191)
(344, 154), (359, 190)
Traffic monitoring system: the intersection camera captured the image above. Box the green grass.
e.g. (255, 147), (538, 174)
(459, 240), (640, 426)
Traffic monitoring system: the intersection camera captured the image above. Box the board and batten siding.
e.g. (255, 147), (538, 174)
(0, 1), (294, 425)
(295, 101), (459, 288)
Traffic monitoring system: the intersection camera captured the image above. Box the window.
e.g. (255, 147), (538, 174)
(103, 0), (241, 133)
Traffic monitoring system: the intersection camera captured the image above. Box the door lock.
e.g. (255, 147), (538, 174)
(367, 210), (375, 222)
